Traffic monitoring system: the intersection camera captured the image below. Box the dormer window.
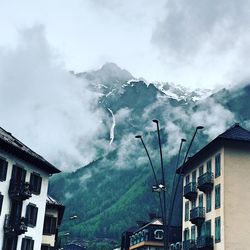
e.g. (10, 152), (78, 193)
(154, 229), (164, 240)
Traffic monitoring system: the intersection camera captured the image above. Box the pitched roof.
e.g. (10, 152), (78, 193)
(0, 127), (60, 174)
(177, 123), (250, 174)
(46, 195), (65, 225)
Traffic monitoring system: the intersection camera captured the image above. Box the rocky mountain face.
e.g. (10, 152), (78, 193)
(49, 63), (250, 250)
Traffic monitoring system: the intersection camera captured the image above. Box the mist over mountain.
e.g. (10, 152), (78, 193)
(48, 62), (250, 249)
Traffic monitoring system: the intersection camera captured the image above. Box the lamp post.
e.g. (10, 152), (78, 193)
(135, 135), (164, 226)
(152, 119), (167, 250)
(166, 126), (204, 247)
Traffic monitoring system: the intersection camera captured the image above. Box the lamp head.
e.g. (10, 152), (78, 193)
(181, 138), (187, 142)
(196, 126), (204, 130)
(135, 135), (142, 139)
(152, 119), (159, 124)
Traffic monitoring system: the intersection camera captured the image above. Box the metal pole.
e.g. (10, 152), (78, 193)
(167, 126), (203, 246)
(135, 135), (164, 226)
(166, 138), (186, 246)
(152, 119), (167, 250)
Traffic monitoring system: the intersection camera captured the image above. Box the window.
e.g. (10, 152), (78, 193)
(207, 160), (212, 172)
(192, 170), (196, 182)
(185, 202), (189, 221)
(191, 200), (196, 209)
(206, 192), (212, 213)
(26, 204), (38, 227)
(0, 158), (8, 181)
(29, 173), (42, 195)
(185, 175), (190, 185)
(154, 229), (164, 240)
(199, 194), (203, 207)
(215, 184), (221, 209)
(215, 154), (221, 177)
(215, 217), (221, 243)
(41, 245), (54, 250)
(205, 220), (211, 236)
(184, 228), (189, 241)
(191, 226), (195, 240)
(43, 215), (57, 235)
(199, 165), (204, 176)
(0, 193), (3, 215)
(21, 237), (34, 250)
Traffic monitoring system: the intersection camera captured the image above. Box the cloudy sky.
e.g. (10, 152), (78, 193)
(1, 0), (250, 89)
(0, 0), (248, 170)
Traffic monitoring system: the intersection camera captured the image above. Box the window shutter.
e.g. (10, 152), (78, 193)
(51, 217), (57, 234)
(0, 160), (8, 181)
(0, 194), (3, 215)
(30, 239), (34, 250)
(33, 206), (38, 226)
(26, 205), (31, 224)
(21, 239), (26, 250)
(37, 176), (42, 194)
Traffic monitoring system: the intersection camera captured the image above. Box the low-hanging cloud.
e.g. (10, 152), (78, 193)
(0, 25), (108, 171)
(152, 0), (250, 87)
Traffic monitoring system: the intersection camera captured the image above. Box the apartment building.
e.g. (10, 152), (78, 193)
(41, 195), (65, 250)
(0, 127), (60, 250)
(177, 123), (250, 250)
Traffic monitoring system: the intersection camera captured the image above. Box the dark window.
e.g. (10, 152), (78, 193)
(185, 202), (189, 221)
(11, 165), (26, 183)
(184, 228), (189, 241)
(205, 220), (211, 236)
(185, 175), (190, 185)
(26, 204), (38, 227)
(0, 193), (3, 215)
(191, 200), (196, 209)
(207, 160), (212, 172)
(192, 170), (196, 182)
(206, 192), (212, 213)
(43, 215), (57, 235)
(215, 217), (221, 243)
(215, 154), (221, 177)
(199, 194), (203, 207)
(199, 165), (204, 176)
(41, 245), (55, 250)
(191, 226), (195, 240)
(0, 158), (8, 181)
(30, 173), (42, 195)
(215, 184), (221, 209)
(21, 237), (34, 250)
(3, 236), (17, 250)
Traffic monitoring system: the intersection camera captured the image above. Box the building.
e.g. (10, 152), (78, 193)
(41, 195), (65, 250)
(178, 123), (250, 250)
(124, 214), (181, 250)
(0, 127), (60, 250)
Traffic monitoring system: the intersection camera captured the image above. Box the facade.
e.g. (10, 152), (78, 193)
(126, 216), (181, 250)
(0, 127), (60, 250)
(41, 195), (65, 250)
(178, 123), (250, 250)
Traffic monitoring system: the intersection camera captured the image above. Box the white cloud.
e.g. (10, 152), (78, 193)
(0, 25), (107, 171)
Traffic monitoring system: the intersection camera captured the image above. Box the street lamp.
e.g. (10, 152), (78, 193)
(166, 126), (204, 247)
(135, 135), (164, 224)
(152, 119), (167, 250)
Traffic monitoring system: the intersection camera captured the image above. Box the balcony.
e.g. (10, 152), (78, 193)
(3, 214), (27, 236)
(9, 179), (32, 201)
(184, 182), (197, 201)
(183, 240), (197, 250)
(197, 236), (213, 249)
(197, 172), (214, 192)
(190, 207), (205, 225)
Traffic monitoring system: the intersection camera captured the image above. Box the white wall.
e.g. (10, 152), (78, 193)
(0, 148), (50, 249)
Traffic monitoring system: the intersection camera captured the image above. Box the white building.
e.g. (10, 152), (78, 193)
(0, 127), (60, 250)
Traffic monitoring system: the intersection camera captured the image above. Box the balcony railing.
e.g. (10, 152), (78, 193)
(197, 172), (214, 192)
(197, 236), (213, 249)
(183, 239), (197, 250)
(184, 182), (197, 200)
(190, 207), (205, 225)
(9, 179), (32, 201)
(4, 214), (27, 236)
